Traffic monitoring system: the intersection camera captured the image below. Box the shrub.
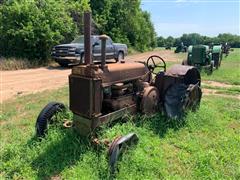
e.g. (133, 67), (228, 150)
(0, 0), (77, 60)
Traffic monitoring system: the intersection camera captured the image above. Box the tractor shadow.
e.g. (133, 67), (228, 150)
(28, 114), (187, 179)
(135, 113), (187, 138)
(30, 129), (94, 179)
(46, 66), (70, 70)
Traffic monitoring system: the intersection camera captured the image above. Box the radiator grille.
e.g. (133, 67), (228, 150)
(69, 75), (102, 118)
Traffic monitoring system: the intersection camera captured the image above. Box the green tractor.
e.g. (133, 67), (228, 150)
(175, 42), (187, 53)
(212, 45), (222, 69)
(182, 45), (222, 74)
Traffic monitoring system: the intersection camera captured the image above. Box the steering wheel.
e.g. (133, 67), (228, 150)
(146, 55), (166, 74)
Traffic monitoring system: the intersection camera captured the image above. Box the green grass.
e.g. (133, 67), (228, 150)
(1, 86), (240, 179)
(201, 48), (240, 85)
(202, 84), (240, 96)
(1, 48), (239, 179)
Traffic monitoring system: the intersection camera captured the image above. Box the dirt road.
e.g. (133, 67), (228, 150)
(1, 50), (181, 102)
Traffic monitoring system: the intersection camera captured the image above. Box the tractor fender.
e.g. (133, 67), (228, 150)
(212, 45), (222, 54)
(165, 64), (201, 86)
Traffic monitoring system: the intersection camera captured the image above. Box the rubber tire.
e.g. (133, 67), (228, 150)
(164, 83), (202, 118)
(164, 83), (187, 118)
(58, 62), (70, 67)
(35, 102), (65, 137)
(116, 52), (124, 62)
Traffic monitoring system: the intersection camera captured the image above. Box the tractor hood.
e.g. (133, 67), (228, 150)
(71, 62), (150, 87)
(212, 45), (222, 53)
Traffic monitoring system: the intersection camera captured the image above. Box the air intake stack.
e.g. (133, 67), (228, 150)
(83, 12), (92, 65)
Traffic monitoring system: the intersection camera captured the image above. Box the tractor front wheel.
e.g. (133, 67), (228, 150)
(35, 102), (65, 137)
(207, 61), (214, 75)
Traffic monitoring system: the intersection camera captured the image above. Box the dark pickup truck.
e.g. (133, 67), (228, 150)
(51, 35), (128, 67)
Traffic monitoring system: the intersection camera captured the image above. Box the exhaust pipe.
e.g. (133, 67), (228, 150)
(99, 34), (108, 69)
(84, 12), (92, 65)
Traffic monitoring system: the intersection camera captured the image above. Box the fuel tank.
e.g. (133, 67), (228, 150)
(71, 62), (150, 87)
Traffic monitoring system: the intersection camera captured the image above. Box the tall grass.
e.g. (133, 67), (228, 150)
(201, 48), (240, 85)
(0, 57), (51, 70)
(1, 86), (239, 179)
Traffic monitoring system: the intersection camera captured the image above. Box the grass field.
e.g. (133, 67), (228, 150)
(0, 49), (240, 179)
(201, 48), (240, 85)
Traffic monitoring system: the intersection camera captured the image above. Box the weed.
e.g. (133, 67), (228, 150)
(0, 86), (239, 179)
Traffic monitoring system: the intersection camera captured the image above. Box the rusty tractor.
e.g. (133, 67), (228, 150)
(35, 12), (202, 174)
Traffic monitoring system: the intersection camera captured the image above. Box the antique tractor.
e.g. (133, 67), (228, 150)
(175, 42), (187, 53)
(35, 12), (202, 174)
(211, 45), (222, 69)
(222, 42), (231, 57)
(182, 44), (222, 74)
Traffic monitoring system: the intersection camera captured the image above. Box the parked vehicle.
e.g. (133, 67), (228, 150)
(182, 44), (222, 74)
(165, 45), (171, 50)
(211, 45), (222, 69)
(222, 42), (231, 57)
(175, 42), (187, 53)
(51, 35), (128, 67)
(36, 12), (202, 176)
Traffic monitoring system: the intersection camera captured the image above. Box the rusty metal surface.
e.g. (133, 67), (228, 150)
(166, 64), (195, 76)
(108, 133), (139, 175)
(69, 75), (102, 118)
(92, 104), (136, 130)
(84, 12), (92, 64)
(99, 35), (108, 69)
(72, 62), (150, 87)
(141, 86), (159, 115)
(184, 83), (202, 111)
(103, 95), (135, 112)
(165, 64), (201, 85)
(69, 11), (202, 134)
(146, 55), (166, 73)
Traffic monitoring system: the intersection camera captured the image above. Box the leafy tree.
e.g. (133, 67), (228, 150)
(217, 33), (240, 47)
(157, 33), (240, 48)
(90, 0), (156, 51)
(0, 0), (78, 60)
(165, 36), (174, 47)
(0, 0), (156, 60)
(157, 36), (166, 47)
(180, 33), (203, 46)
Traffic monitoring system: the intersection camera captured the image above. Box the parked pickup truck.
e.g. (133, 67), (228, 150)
(51, 35), (128, 67)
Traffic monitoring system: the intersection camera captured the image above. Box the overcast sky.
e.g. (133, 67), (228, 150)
(141, 0), (240, 37)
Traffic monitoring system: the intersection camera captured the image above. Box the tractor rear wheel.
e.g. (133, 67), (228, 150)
(35, 102), (65, 137)
(58, 62), (70, 67)
(164, 83), (202, 118)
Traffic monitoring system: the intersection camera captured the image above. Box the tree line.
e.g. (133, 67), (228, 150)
(0, 0), (239, 61)
(157, 33), (240, 48)
(0, 0), (156, 60)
